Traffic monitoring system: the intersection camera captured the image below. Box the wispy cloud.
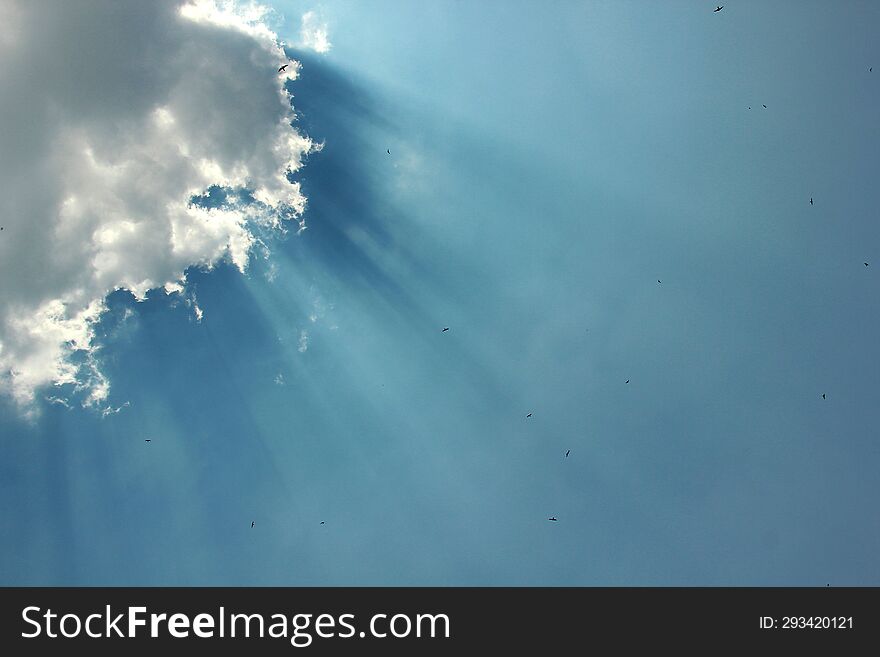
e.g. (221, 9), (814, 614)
(101, 400), (131, 418)
(45, 396), (72, 410)
(299, 10), (331, 53)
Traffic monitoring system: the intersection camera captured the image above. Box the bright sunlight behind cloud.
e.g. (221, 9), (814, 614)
(0, 0), (315, 414)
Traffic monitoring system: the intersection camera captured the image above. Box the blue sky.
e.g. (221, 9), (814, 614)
(1, 0), (879, 585)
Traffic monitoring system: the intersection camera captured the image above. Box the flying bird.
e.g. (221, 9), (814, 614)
(810, 197), (813, 205)
(144, 439), (151, 442)
(763, 104), (767, 108)
(387, 149), (391, 155)
(865, 262), (870, 267)
(658, 279), (662, 284)
(278, 63), (289, 73)
(714, 5), (723, 11)
(625, 379), (630, 384)
(441, 327), (449, 332)
(822, 394), (826, 400)
(565, 450), (570, 458)
(526, 413), (532, 418)
(320, 521), (325, 525)
(548, 517), (558, 522)
(251, 521), (255, 528)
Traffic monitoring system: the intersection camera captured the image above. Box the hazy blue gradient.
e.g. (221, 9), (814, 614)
(1, 0), (879, 585)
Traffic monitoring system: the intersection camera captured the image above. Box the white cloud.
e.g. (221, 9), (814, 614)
(189, 295), (205, 323)
(45, 396), (72, 410)
(101, 400), (131, 418)
(299, 10), (331, 53)
(0, 0), (316, 413)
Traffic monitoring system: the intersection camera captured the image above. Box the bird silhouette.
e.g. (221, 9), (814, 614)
(320, 521), (325, 525)
(625, 379), (630, 384)
(251, 521), (255, 528)
(144, 439), (151, 442)
(278, 64), (289, 73)
(714, 5), (723, 11)
(565, 450), (570, 458)
(865, 262), (870, 267)
(810, 197), (813, 205)
(763, 104), (767, 108)
(822, 393), (826, 400)
(387, 149), (391, 155)
(548, 517), (558, 522)
(526, 413), (532, 418)
(441, 327), (449, 332)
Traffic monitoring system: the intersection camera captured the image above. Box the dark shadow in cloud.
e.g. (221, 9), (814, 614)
(99, 268), (300, 532)
(280, 49), (433, 323)
(278, 52), (527, 411)
(286, 50), (396, 136)
(100, 265), (300, 472)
